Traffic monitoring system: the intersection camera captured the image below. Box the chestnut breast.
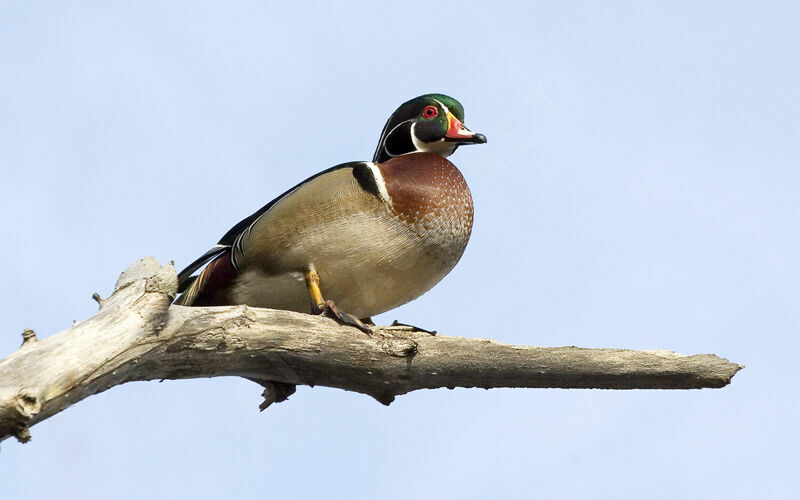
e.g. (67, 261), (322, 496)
(379, 153), (474, 265)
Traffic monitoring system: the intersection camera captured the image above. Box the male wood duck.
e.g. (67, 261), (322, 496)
(175, 94), (486, 332)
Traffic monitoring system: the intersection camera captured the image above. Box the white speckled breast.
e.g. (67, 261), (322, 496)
(379, 152), (474, 268)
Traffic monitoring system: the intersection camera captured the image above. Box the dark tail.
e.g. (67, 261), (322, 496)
(174, 250), (237, 306)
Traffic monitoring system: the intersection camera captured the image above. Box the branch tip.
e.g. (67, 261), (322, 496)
(91, 292), (106, 309)
(20, 328), (37, 347)
(0, 391), (41, 443)
(15, 427), (32, 443)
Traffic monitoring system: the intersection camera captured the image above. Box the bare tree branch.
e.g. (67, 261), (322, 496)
(0, 258), (743, 443)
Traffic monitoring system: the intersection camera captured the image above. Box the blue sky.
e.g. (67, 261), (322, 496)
(1, 2), (798, 498)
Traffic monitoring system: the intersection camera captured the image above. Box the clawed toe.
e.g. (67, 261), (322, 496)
(390, 320), (437, 335)
(317, 300), (373, 334)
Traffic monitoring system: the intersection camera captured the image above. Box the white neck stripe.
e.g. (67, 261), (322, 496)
(366, 162), (391, 203)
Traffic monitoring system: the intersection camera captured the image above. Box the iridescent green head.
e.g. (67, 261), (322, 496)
(372, 94), (486, 163)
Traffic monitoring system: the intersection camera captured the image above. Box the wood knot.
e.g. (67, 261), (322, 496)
(380, 338), (418, 358)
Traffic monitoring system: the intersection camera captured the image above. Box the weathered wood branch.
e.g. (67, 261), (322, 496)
(0, 258), (743, 443)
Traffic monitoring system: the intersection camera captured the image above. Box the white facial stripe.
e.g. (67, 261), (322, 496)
(366, 162), (391, 202)
(383, 118), (416, 158)
(434, 98), (473, 137)
(433, 99), (450, 116)
(385, 99), (463, 160)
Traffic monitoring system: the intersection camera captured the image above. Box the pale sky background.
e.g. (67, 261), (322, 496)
(1, 2), (798, 499)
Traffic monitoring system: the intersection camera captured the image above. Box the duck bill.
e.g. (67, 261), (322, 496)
(445, 111), (487, 144)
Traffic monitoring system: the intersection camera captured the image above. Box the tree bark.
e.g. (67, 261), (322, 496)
(0, 258), (743, 443)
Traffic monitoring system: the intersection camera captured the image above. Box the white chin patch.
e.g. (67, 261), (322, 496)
(411, 122), (457, 157)
(419, 139), (458, 157)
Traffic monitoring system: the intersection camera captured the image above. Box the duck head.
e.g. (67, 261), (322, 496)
(372, 94), (487, 163)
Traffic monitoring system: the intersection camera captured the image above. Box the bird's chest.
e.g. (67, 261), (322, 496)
(380, 155), (474, 265)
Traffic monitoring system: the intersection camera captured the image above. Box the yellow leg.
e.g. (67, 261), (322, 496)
(304, 268), (326, 312)
(303, 267), (372, 333)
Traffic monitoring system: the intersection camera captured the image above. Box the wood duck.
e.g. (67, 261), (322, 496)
(175, 94), (486, 332)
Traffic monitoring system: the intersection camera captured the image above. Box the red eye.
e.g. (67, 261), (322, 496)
(422, 105), (438, 119)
